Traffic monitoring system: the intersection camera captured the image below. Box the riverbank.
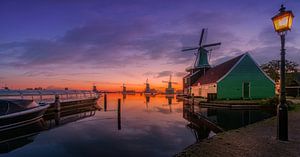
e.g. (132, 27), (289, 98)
(175, 105), (300, 157)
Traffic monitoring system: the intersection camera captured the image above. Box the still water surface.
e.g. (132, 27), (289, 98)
(0, 94), (274, 157)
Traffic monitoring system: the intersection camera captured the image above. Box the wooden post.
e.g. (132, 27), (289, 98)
(118, 98), (121, 130)
(19, 91), (24, 100)
(104, 93), (107, 112)
(192, 94), (194, 105)
(192, 94), (195, 113)
(54, 95), (61, 126)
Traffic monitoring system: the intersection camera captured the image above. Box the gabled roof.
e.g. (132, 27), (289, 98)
(193, 54), (244, 85)
(193, 52), (276, 86)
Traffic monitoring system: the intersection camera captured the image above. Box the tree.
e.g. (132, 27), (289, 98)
(261, 60), (298, 82)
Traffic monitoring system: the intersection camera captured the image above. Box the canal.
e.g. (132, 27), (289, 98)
(0, 94), (275, 157)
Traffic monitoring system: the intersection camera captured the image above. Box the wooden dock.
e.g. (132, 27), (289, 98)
(178, 96), (276, 110)
(0, 90), (100, 123)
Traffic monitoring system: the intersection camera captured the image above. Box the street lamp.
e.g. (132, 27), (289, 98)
(271, 4), (294, 141)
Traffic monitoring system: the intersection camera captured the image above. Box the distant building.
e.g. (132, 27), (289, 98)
(286, 72), (300, 97)
(184, 53), (275, 100)
(92, 85), (98, 93)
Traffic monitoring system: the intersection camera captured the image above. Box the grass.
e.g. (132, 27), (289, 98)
(288, 103), (300, 112)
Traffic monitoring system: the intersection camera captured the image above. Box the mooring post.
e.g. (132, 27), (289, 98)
(19, 91), (24, 100)
(118, 98), (121, 130)
(104, 93), (107, 112)
(192, 93), (194, 105)
(54, 94), (61, 126)
(192, 94), (195, 113)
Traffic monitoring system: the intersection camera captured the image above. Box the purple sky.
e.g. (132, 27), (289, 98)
(0, 0), (299, 90)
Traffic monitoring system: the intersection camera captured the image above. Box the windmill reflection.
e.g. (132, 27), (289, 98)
(161, 95), (179, 113)
(145, 94), (150, 111)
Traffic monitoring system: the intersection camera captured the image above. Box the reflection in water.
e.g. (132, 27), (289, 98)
(0, 94), (276, 157)
(183, 100), (275, 141)
(145, 94), (150, 111)
(0, 102), (97, 154)
(183, 102), (223, 142)
(118, 99), (121, 130)
(0, 120), (43, 154)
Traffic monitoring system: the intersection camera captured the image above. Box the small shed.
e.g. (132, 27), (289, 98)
(191, 53), (275, 100)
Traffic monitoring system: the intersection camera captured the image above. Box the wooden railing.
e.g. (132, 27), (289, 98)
(0, 90), (99, 103)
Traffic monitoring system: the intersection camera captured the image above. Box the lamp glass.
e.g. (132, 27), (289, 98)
(272, 11), (294, 32)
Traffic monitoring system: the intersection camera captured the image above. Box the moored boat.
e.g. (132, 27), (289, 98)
(0, 99), (49, 131)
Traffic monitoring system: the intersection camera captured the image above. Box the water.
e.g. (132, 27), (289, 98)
(0, 94), (275, 157)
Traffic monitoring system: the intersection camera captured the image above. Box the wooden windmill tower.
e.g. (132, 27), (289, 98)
(92, 83), (98, 93)
(144, 78), (151, 94)
(182, 28), (221, 95)
(162, 75), (178, 94)
(121, 83), (126, 94)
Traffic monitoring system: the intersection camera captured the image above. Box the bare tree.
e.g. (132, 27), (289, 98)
(261, 60), (298, 82)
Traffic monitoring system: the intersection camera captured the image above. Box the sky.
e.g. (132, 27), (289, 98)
(0, 0), (299, 91)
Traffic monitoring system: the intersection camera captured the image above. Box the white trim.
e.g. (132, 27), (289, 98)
(216, 52), (276, 85)
(0, 104), (49, 119)
(246, 52), (276, 84)
(190, 69), (201, 77)
(216, 53), (246, 83)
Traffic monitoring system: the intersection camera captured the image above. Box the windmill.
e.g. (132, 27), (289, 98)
(162, 75), (178, 94)
(92, 83), (98, 93)
(144, 78), (151, 94)
(182, 28), (221, 71)
(121, 83), (126, 94)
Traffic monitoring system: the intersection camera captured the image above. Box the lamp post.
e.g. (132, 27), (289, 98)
(271, 4), (294, 141)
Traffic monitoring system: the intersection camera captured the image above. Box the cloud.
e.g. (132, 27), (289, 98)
(23, 71), (102, 77)
(1, 0), (300, 89)
(143, 70), (187, 79)
(174, 72), (186, 77)
(0, 6), (245, 72)
(155, 71), (173, 78)
(251, 46), (300, 65)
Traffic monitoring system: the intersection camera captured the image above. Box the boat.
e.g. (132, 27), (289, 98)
(0, 99), (49, 131)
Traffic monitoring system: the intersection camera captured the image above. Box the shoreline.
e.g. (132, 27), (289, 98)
(175, 107), (300, 157)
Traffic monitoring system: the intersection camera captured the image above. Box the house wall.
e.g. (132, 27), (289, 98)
(191, 83), (217, 97)
(217, 55), (275, 100)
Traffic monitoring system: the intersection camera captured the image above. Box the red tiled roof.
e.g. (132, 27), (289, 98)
(193, 54), (245, 85)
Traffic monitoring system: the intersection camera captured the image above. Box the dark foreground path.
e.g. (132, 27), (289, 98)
(175, 107), (300, 157)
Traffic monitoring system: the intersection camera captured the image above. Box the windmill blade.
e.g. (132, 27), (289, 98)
(202, 28), (208, 46)
(199, 28), (205, 46)
(209, 51), (212, 62)
(162, 81), (169, 83)
(171, 82), (178, 84)
(182, 47), (199, 52)
(202, 42), (221, 48)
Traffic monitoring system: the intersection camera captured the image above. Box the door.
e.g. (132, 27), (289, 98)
(243, 82), (250, 99)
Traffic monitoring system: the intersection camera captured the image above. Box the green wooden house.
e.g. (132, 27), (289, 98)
(190, 53), (275, 100)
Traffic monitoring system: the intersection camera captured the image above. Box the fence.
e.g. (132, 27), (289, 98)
(0, 90), (99, 103)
